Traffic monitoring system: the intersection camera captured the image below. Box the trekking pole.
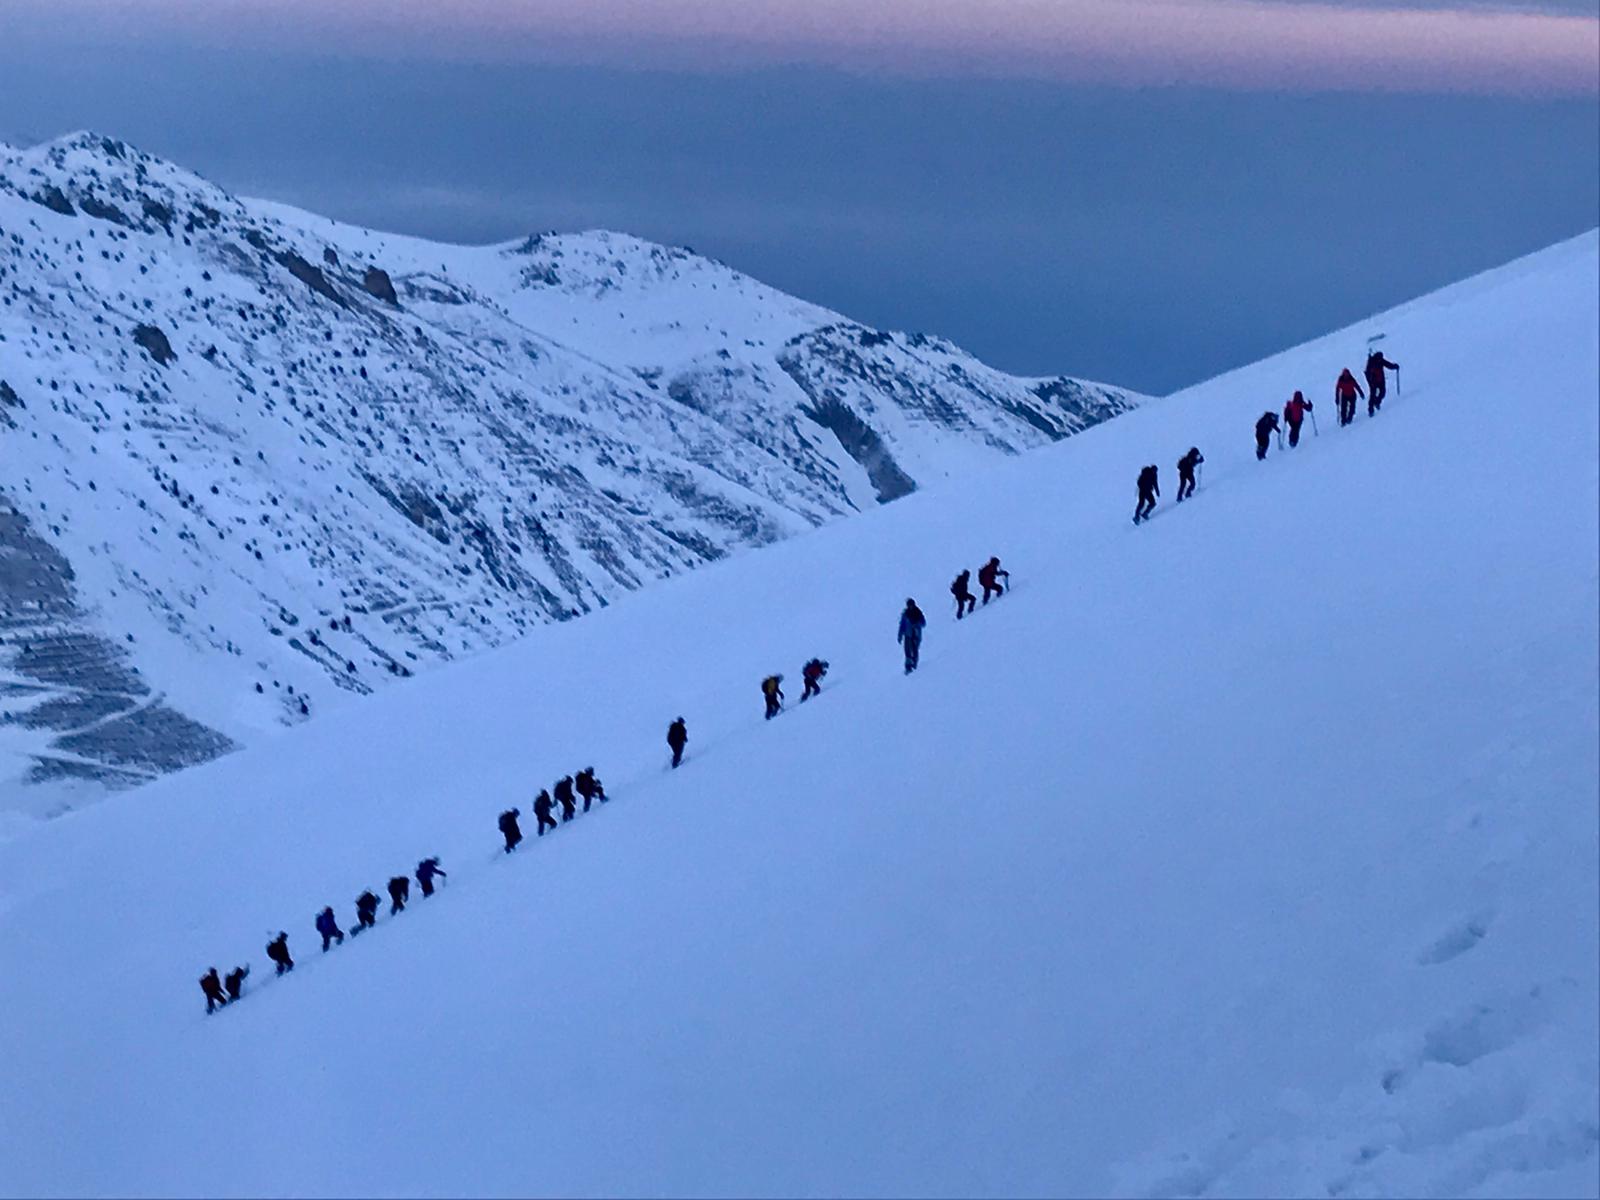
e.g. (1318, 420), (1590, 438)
(1395, 365), (1401, 396)
(1310, 409), (1319, 437)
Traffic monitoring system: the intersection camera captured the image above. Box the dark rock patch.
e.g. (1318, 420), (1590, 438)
(362, 266), (399, 305)
(132, 324), (176, 366)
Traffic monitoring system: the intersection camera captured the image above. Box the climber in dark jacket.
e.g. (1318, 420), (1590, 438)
(415, 857), (446, 897)
(1176, 447), (1203, 501)
(223, 965), (249, 1002)
(1255, 411), (1280, 460)
(553, 777), (577, 822)
(898, 599), (927, 674)
(533, 789), (558, 834)
(387, 874), (410, 915)
(200, 967), (227, 1013)
(354, 890), (379, 933)
(1134, 465), (1159, 523)
(951, 570), (976, 619)
(1364, 350), (1399, 413)
(266, 931), (294, 975)
(498, 808), (523, 853)
(667, 718), (688, 768)
(315, 906), (344, 952)
(575, 768), (606, 810)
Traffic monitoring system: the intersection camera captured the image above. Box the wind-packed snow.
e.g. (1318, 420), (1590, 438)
(0, 133), (1138, 813)
(0, 225), (1594, 1196)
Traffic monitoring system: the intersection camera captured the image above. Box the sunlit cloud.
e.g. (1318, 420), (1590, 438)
(7, 0), (1598, 94)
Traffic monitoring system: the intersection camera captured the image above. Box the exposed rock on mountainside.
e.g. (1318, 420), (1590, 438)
(0, 132), (1141, 809)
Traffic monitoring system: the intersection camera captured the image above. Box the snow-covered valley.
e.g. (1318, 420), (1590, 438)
(0, 228), (1593, 1196)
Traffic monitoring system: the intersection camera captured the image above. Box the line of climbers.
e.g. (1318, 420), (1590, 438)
(199, 552), (1021, 1009)
(499, 768), (608, 851)
(950, 556), (1009, 619)
(759, 658), (832, 719)
(1136, 352), (1399, 524)
(199, 856), (447, 1011)
(200, 354), (1405, 1013)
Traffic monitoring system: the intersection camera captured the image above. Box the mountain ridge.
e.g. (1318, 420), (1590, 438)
(0, 131), (1141, 814)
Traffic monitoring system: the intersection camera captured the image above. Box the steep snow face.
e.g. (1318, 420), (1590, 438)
(0, 233), (1592, 1196)
(0, 134), (1139, 812)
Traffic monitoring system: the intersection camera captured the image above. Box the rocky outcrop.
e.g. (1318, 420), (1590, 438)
(362, 267), (399, 305)
(131, 324), (176, 366)
(0, 132), (1143, 811)
(132, 324), (177, 366)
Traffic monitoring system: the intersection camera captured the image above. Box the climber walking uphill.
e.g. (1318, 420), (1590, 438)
(498, 808), (523, 853)
(315, 906), (345, 952)
(978, 557), (1009, 603)
(575, 768), (606, 811)
(199, 967), (227, 1013)
(533, 788), (558, 834)
(387, 874), (410, 915)
(266, 931), (294, 976)
(1134, 465), (1160, 523)
(898, 598), (926, 674)
(1365, 348), (1399, 414)
(554, 776), (577, 823)
(761, 674), (785, 720)
(354, 890), (379, 933)
(1335, 368), (1364, 426)
(415, 857), (446, 897)
(1255, 411), (1281, 460)
(951, 570), (976, 619)
(667, 717), (688, 768)
(1283, 391), (1314, 448)
(801, 658), (829, 700)
(223, 965), (249, 1001)
(1177, 447), (1204, 501)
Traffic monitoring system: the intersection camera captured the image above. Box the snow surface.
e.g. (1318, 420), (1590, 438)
(0, 133), (1137, 812)
(0, 233), (1595, 1197)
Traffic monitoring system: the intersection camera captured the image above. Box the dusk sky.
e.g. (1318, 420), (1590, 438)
(3, 0), (1596, 391)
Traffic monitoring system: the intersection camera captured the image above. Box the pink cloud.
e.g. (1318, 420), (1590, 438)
(10, 0), (1599, 95)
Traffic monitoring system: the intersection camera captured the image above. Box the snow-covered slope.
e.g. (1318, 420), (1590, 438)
(0, 133), (1139, 812)
(1, 233), (1593, 1195)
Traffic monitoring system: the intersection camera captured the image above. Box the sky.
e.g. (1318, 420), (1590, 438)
(1, 0), (1596, 393)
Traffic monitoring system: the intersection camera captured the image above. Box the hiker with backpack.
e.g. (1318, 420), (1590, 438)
(1255, 411), (1281, 460)
(1176, 448), (1203, 501)
(801, 658), (829, 700)
(951, 570), (976, 619)
(761, 674), (785, 720)
(1283, 392), (1314, 448)
(978, 557), (1009, 603)
(1134, 465), (1160, 523)
(1335, 369), (1364, 426)
(898, 599), (927, 674)
(1365, 349), (1399, 414)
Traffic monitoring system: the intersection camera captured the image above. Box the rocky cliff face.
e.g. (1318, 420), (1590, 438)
(0, 133), (1141, 814)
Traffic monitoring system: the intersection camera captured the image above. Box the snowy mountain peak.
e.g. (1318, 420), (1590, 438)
(0, 134), (1141, 814)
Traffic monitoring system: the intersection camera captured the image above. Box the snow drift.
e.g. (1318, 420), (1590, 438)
(0, 233), (1594, 1196)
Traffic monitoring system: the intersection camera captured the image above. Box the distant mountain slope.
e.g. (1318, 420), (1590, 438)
(0, 133), (1140, 812)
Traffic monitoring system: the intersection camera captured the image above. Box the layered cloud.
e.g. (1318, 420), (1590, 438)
(6, 0), (1598, 93)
